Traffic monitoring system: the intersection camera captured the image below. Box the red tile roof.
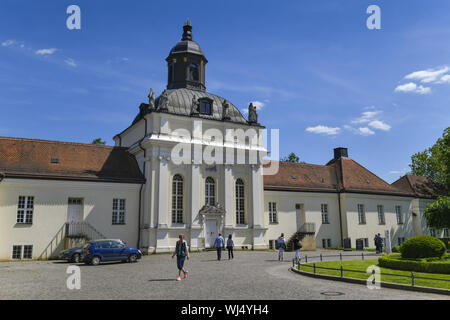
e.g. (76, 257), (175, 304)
(264, 158), (421, 197)
(0, 137), (145, 184)
(392, 175), (446, 199)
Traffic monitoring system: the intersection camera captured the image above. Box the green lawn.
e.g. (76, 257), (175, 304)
(298, 259), (450, 290)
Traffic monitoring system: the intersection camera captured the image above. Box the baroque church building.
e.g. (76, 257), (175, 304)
(0, 22), (445, 260)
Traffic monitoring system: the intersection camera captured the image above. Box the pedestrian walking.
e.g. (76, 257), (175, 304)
(292, 234), (302, 261)
(214, 233), (225, 261)
(172, 234), (189, 281)
(374, 234), (379, 253)
(276, 233), (286, 261)
(226, 234), (234, 260)
(377, 233), (384, 253)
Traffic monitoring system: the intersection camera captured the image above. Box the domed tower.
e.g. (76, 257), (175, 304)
(166, 19), (208, 91)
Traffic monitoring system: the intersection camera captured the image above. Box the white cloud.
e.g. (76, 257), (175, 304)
(344, 125), (375, 136)
(1, 39), (16, 47)
(395, 82), (431, 94)
(440, 74), (450, 83)
(351, 111), (381, 124)
(368, 120), (391, 131)
(305, 125), (341, 135)
(64, 58), (76, 67)
(35, 48), (58, 55)
(404, 66), (449, 83)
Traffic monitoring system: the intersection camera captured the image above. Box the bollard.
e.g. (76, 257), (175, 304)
(340, 265), (343, 278)
(305, 255), (308, 263)
(372, 269), (376, 284)
(320, 253), (323, 262)
(292, 258), (295, 268)
(362, 252), (364, 260)
(411, 271), (415, 287)
(340, 252), (342, 261)
(314, 263), (316, 275)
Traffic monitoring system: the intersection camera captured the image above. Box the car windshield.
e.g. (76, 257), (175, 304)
(82, 243), (92, 250)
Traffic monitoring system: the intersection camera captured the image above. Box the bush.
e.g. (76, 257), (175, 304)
(392, 246), (401, 253)
(400, 235), (446, 259)
(379, 254), (450, 274)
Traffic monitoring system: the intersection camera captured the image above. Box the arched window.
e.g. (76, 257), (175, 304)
(235, 179), (245, 224)
(189, 63), (199, 81)
(172, 174), (184, 224)
(205, 177), (215, 206)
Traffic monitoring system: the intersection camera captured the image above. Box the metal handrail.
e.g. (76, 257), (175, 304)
(292, 254), (450, 288)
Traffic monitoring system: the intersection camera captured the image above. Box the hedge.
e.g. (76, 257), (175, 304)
(379, 254), (450, 274)
(400, 235), (447, 258)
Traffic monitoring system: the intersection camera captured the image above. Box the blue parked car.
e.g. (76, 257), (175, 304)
(82, 239), (142, 266)
(58, 245), (83, 263)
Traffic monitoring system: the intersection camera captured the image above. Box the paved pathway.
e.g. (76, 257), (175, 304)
(0, 250), (448, 300)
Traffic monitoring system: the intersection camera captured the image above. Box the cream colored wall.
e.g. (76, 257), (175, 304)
(263, 191), (341, 248)
(344, 194), (414, 248)
(0, 178), (141, 260)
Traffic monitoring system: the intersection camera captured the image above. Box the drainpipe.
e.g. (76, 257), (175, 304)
(337, 192), (344, 247)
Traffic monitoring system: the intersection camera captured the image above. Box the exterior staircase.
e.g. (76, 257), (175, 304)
(64, 221), (107, 249)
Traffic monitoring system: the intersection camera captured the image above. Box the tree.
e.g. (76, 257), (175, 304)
(281, 152), (300, 163)
(410, 127), (450, 193)
(424, 196), (450, 230)
(91, 138), (106, 145)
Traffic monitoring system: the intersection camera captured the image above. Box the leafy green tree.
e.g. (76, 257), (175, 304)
(281, 152), (300, 163)
(410, 127), (450, 192)
(91, 138), (106, 145)
(424, 196), (450, 229)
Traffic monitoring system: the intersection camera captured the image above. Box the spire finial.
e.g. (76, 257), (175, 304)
(182, 19), (193, 41)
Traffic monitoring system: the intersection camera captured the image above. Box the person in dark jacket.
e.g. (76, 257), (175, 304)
(172, 234), (189, 281)
(226, 234), (234, 260)
(292, 234), (302, 261)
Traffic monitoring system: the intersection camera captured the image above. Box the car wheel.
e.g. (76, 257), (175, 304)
(71, 253), (80, 263)
(91, 256), (101, 266)
(128, 254), (137, 263)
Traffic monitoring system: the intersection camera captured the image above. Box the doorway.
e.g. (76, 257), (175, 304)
(67, 198), (84, 236)
(205, 219), (218, 248)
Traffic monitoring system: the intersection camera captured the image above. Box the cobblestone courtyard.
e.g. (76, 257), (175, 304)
(0, 250), (448, 300)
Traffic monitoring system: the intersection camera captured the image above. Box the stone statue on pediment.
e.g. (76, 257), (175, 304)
(148, 88), (155, 109)
(222, 100), (231, 120)
(191, 96), (200, 115)
(248, 102), (258, 124)
(158, 90), (169, 110)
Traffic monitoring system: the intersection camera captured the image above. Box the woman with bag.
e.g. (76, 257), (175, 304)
(276, 233), (286, 261)
(172, 234), (189, 281)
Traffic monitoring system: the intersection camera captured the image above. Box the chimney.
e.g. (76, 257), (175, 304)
(334, 147), (348, 160)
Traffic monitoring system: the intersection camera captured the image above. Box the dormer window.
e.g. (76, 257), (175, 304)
(199, 99), (212, 115)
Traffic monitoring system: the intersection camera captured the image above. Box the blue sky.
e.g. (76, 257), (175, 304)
(1, 0), (449, 183)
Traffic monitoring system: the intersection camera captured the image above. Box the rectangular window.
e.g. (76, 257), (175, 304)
(357, 204), (366, 224)
(364, 238), (369, 247)
(444, 229), (449, 238)
(23, 245), (33, 259)
(377, 205), (385, 225)
(322, 239), (331, 248)
(269, 202), (277, 223)
(112, 199), (126, 225)
(17, 196), (34, 224)
(395, 206), (403, 224)
(12, 245), (22, 259)
(321, 204), (329, 224)
(236, 181), (245, 225)
(430, 229), (437, 237)
(398, 237), (406, 246)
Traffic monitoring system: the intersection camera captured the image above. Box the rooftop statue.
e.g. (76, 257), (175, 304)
(158, 90), (169, 110)
(222, 100), (231, 120)
(191, 96), (200, 115)
(248, 102), (258, 124)
(148, 88), (155, 109)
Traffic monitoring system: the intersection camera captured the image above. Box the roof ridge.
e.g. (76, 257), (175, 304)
(0, 136), (116, 149)
(341, 158), (398, 190)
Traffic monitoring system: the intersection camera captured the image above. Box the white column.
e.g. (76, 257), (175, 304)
(156, 155), (169, 252)
(252, 164), (266, 249)
(224, 164), (233, 227)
